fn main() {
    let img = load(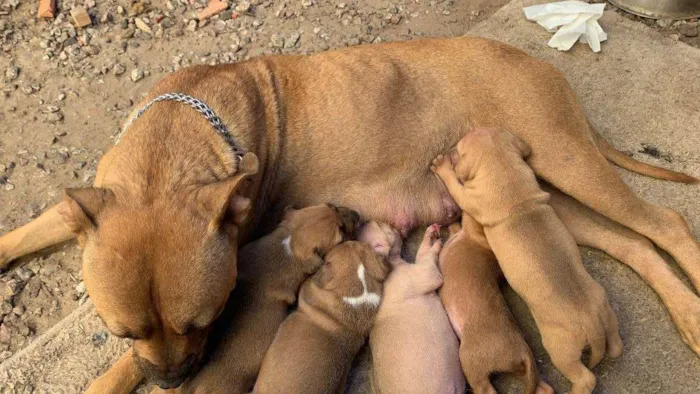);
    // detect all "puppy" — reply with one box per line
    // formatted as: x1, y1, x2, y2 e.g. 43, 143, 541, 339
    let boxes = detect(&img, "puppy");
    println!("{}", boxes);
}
439, 213, 552, 394
158, 204, 360, 394
362, 222, 465, 394
432, 128, 623, 394
253, 241, 389, 394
